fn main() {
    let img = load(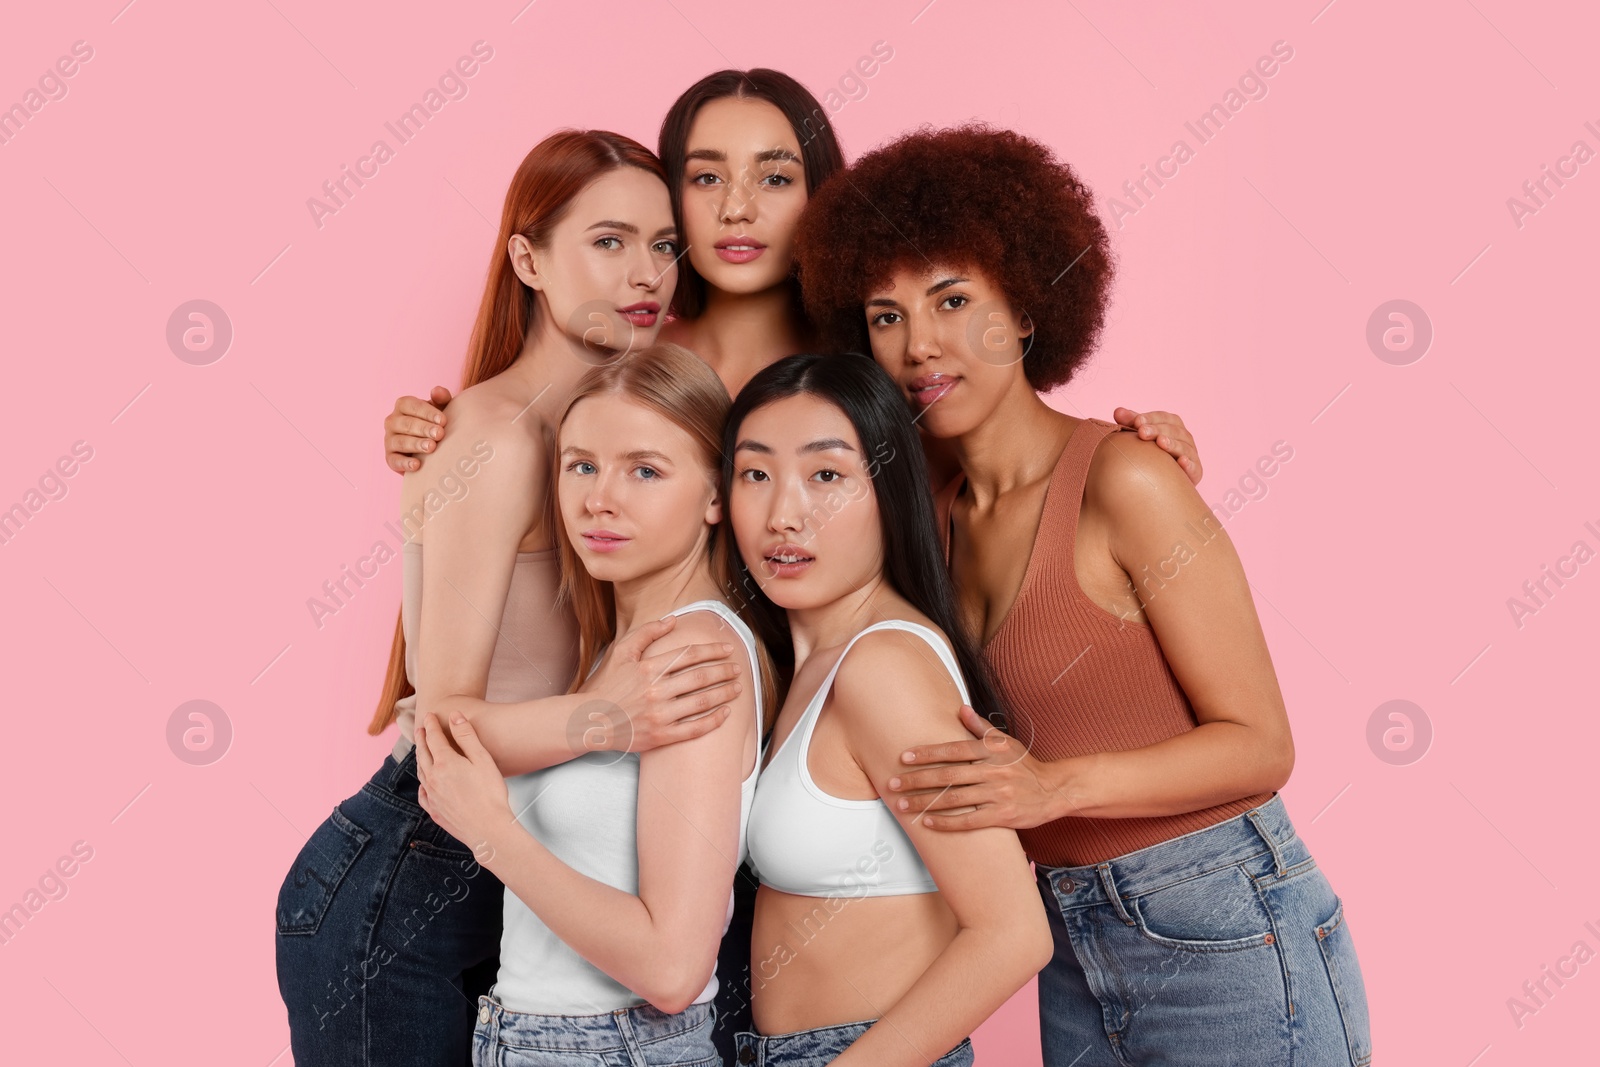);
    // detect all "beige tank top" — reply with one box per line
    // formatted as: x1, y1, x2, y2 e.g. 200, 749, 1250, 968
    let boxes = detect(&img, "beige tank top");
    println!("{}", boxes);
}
390, 540, 579, 762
